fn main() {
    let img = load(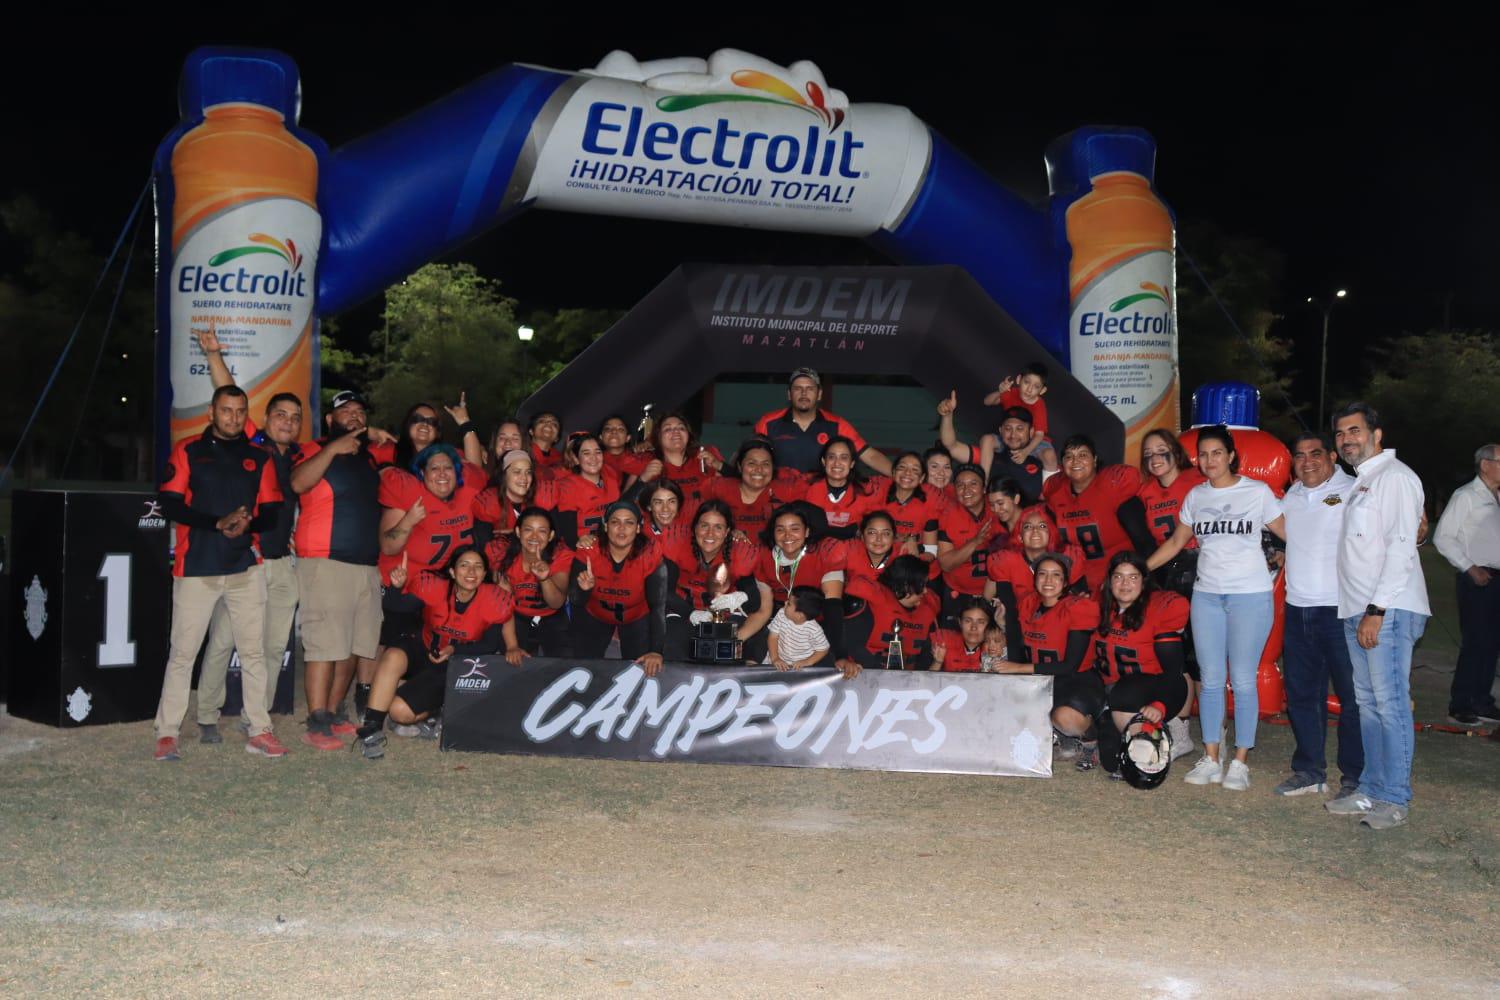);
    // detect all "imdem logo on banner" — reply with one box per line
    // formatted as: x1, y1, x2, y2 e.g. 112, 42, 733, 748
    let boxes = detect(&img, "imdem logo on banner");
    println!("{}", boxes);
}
454, 659, 492, 693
